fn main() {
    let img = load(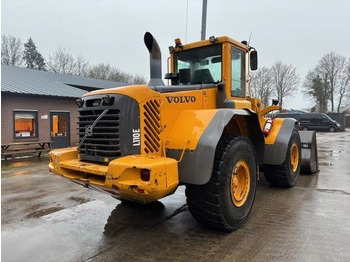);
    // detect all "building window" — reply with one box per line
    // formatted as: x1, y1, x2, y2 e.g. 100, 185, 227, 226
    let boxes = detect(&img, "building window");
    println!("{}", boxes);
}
13, 110, 38, 138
